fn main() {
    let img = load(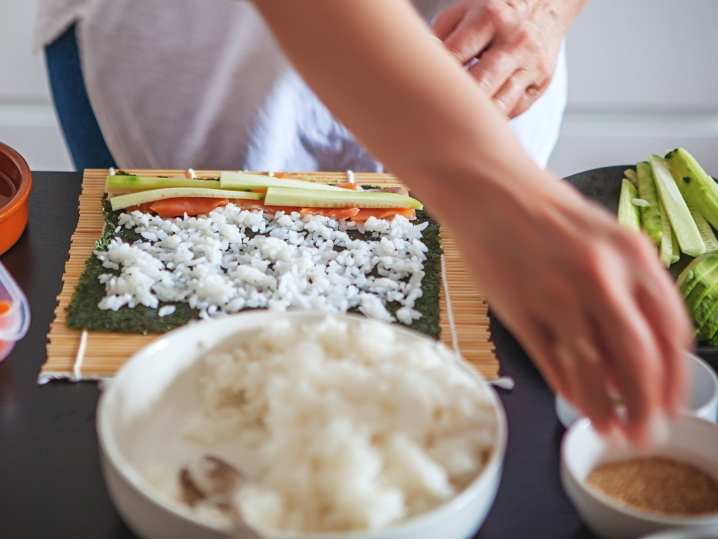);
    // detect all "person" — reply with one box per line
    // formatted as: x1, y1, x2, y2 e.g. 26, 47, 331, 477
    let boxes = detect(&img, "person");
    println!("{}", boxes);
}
37, 0, 572, 171
36, 0, 691, 445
